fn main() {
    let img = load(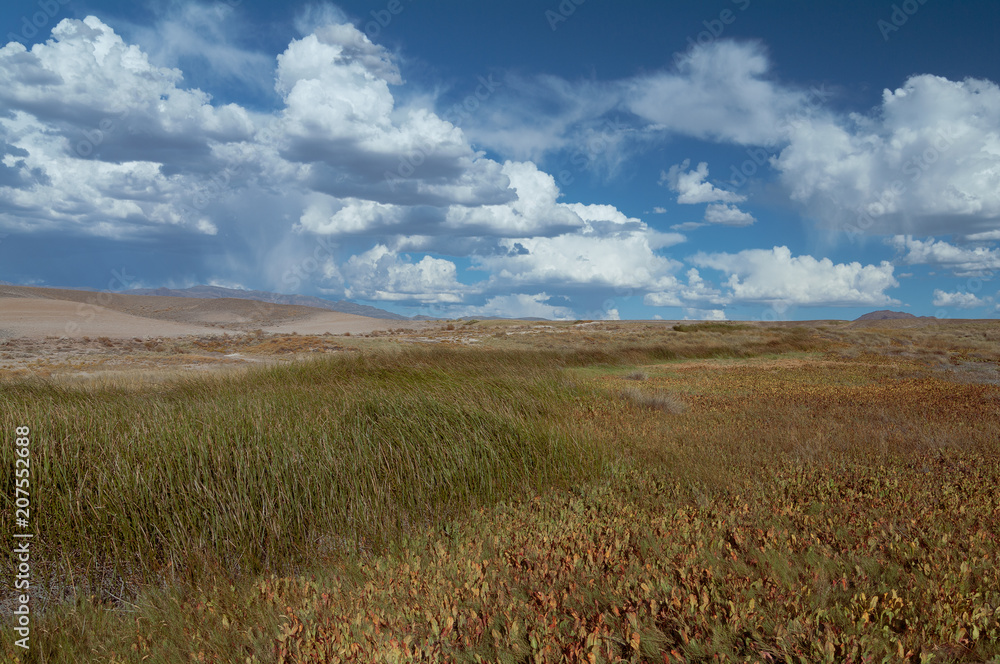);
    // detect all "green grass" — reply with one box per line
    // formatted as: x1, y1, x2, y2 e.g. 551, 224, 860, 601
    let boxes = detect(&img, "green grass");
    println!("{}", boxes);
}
0, 348, 603, 593
2, 324, 999, 662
